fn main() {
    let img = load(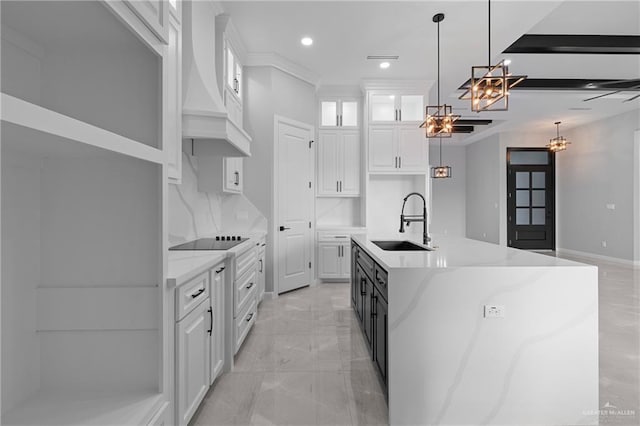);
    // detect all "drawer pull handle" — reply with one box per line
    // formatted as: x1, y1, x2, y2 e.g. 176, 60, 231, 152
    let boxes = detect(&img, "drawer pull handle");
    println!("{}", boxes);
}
261, 243, 266, 247
191, 288, 205, 298
207, 307, 213, 335
246, 312, 254, 322
246, 282, 254, 289
216, 266, 225, 274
